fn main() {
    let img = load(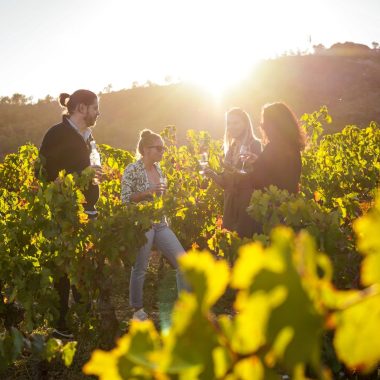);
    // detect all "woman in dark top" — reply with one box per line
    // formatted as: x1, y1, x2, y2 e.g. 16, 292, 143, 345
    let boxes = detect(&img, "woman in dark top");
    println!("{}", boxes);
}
205, 107, 262, 235
247, 102, 305, 192
236, 102, 306, 237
